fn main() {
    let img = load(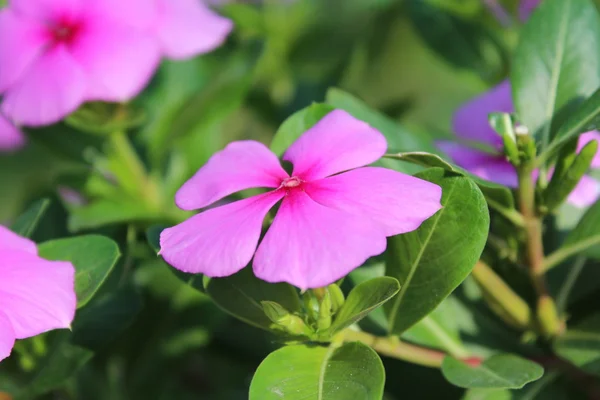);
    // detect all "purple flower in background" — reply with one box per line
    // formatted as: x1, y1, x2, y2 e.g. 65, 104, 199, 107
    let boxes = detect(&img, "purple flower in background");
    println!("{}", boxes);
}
438, 81, 600, 207
0, 226, 76, 362
0, 0, 232, 126
519, 0, 541, 21
160, 110, 442, 290
0, 114, 25, 152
